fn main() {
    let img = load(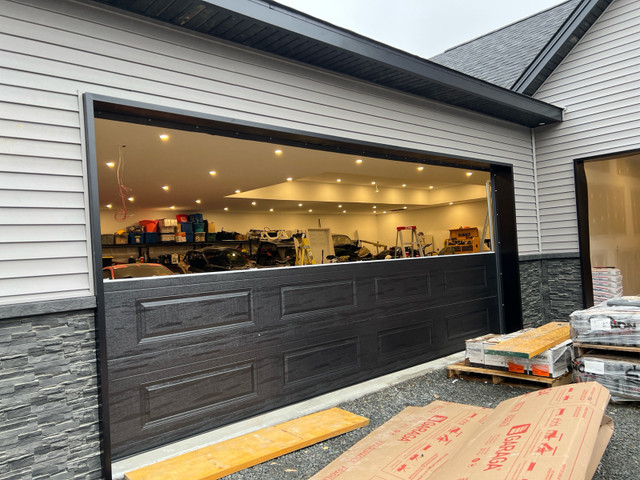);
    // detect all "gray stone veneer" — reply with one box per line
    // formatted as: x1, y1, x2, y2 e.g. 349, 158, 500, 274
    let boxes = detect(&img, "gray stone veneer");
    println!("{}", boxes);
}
0, 309, 103, 479
519, 255, 584, 328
